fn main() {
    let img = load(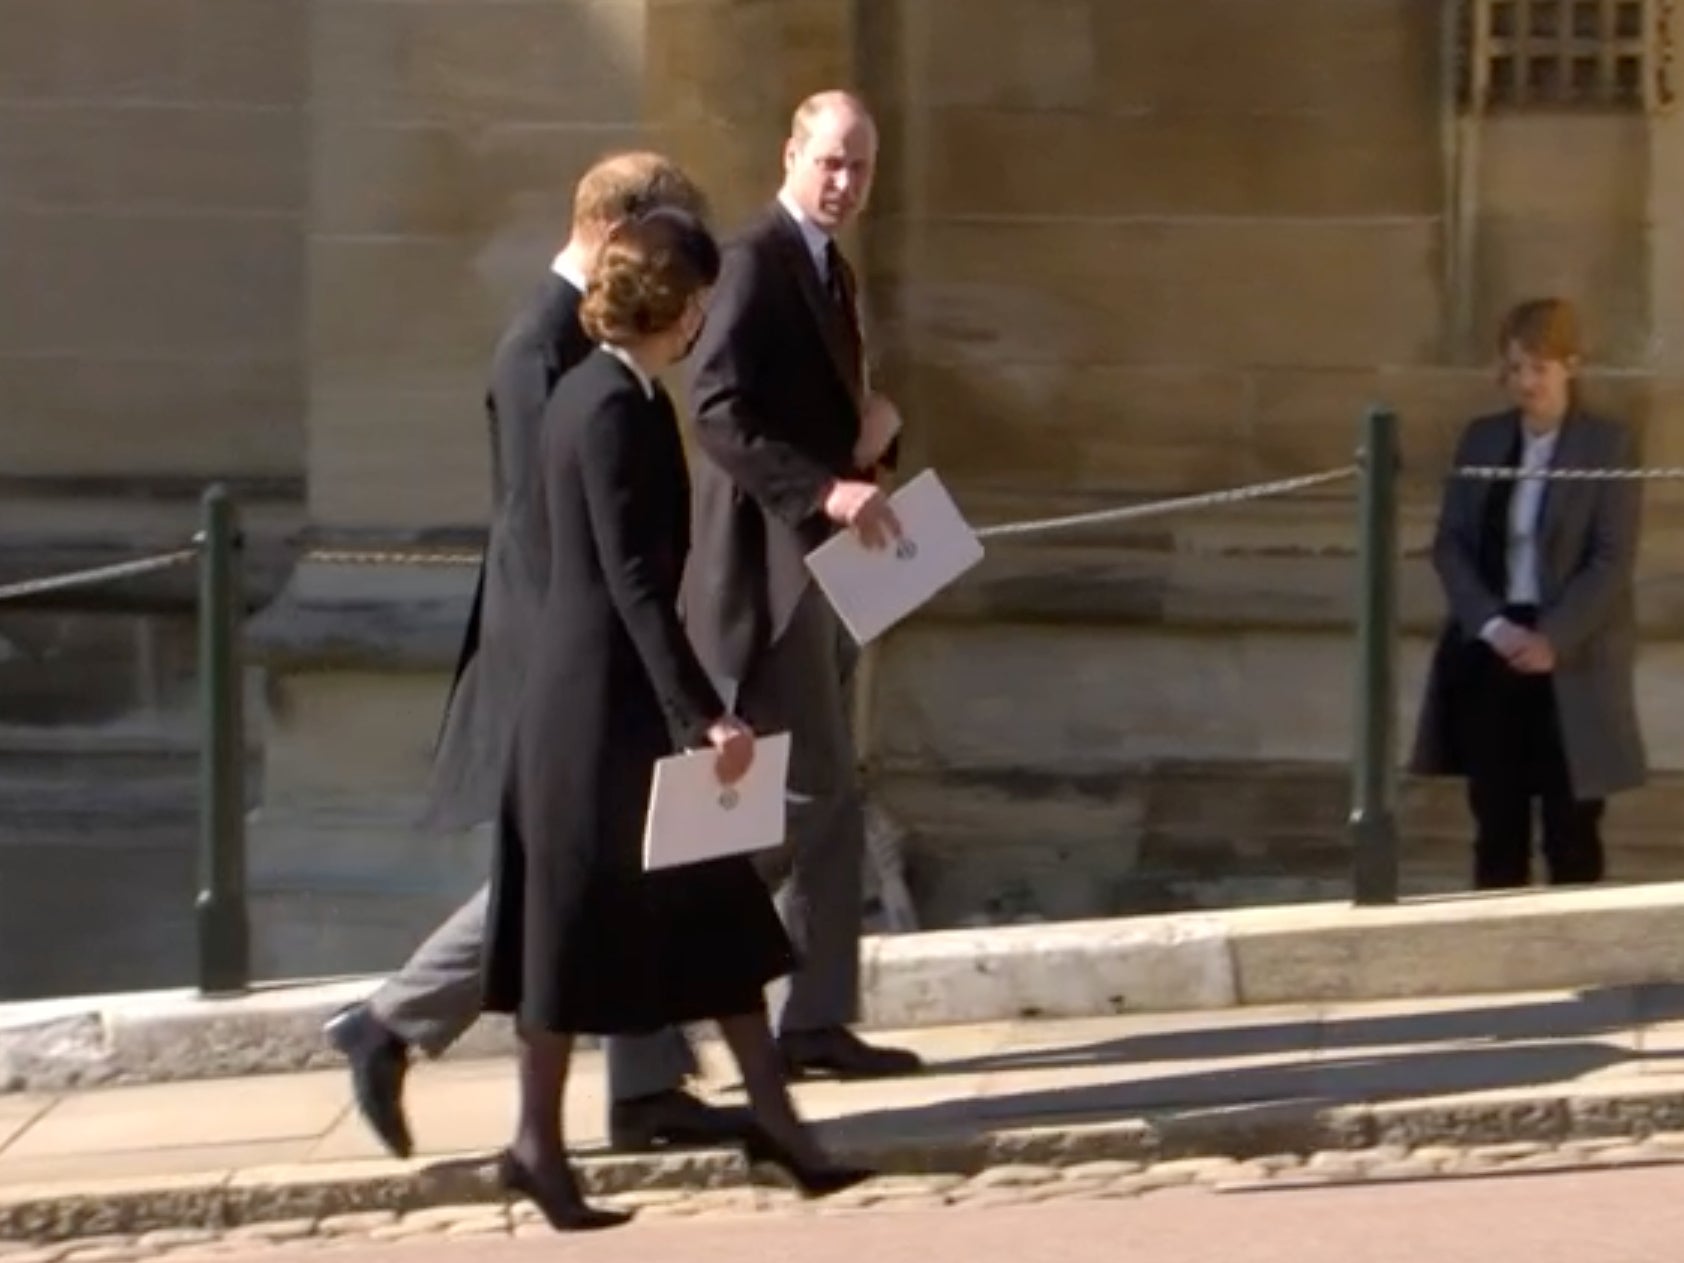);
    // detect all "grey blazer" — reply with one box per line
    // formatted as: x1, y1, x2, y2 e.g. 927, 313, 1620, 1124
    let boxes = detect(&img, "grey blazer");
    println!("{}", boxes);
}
1410, 408, 1647, 800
